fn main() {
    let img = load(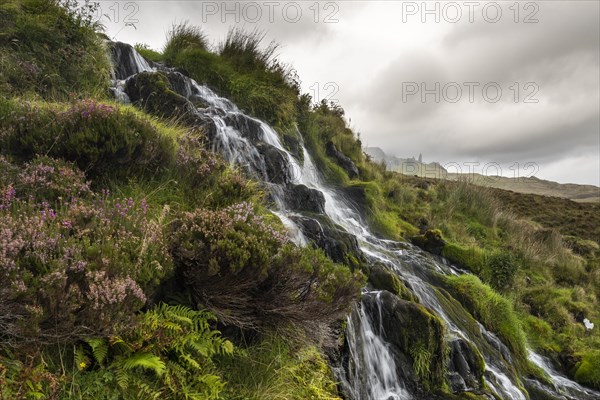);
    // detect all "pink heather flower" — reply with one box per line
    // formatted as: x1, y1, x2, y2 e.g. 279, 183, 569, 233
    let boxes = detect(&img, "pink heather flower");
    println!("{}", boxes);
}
86, 271, 146, 310
1, 184, 16, 209
140, 199, 148, 214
